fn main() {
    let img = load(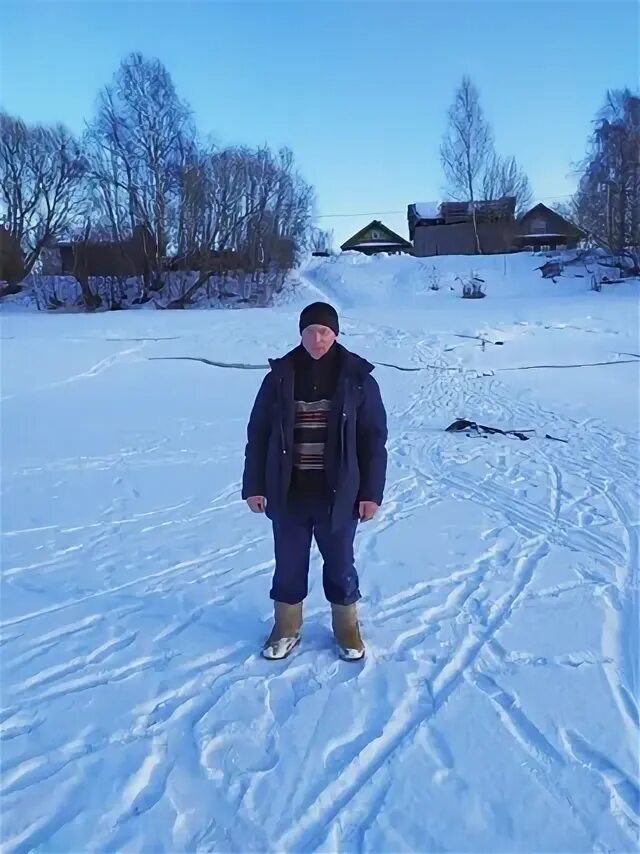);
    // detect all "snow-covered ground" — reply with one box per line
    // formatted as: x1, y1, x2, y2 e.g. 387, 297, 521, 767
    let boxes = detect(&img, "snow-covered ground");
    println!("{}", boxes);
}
1, 253, 639, 852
